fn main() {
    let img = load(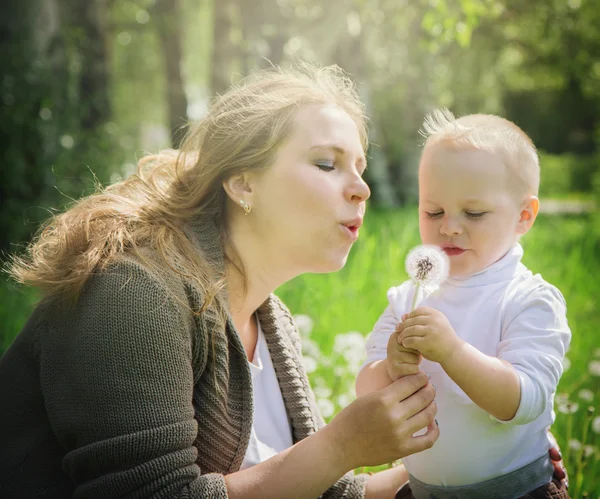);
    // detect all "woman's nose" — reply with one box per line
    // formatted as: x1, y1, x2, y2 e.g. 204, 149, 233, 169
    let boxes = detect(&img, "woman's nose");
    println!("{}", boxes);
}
346, 174, 371, 203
